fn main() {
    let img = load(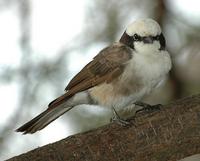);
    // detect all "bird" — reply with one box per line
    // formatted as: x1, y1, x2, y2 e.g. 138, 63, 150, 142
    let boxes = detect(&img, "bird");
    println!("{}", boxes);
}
16, 18, 172, 134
